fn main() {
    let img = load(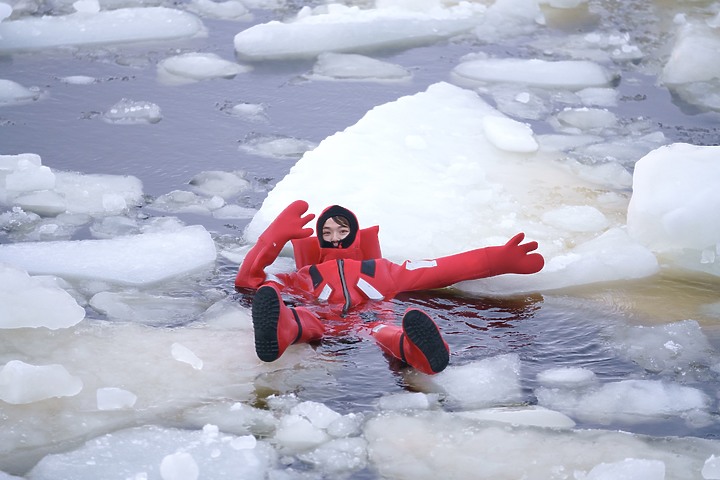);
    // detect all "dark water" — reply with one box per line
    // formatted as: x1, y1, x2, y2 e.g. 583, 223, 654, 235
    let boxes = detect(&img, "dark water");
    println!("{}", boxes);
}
3, 3, 720, 475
